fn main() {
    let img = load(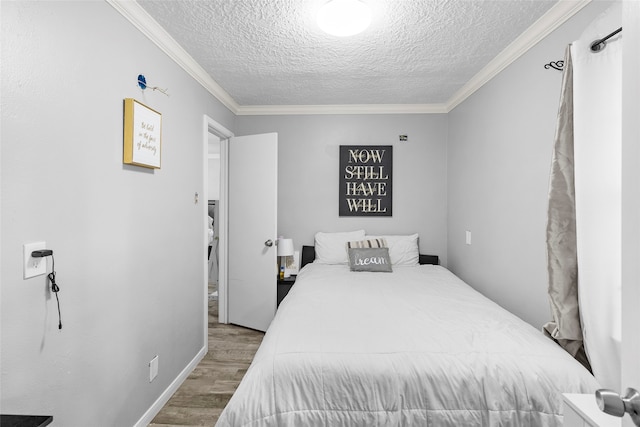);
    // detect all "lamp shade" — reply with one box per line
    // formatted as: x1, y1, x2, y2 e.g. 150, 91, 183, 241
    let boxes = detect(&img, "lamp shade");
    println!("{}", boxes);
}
277, 238, 294, 257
